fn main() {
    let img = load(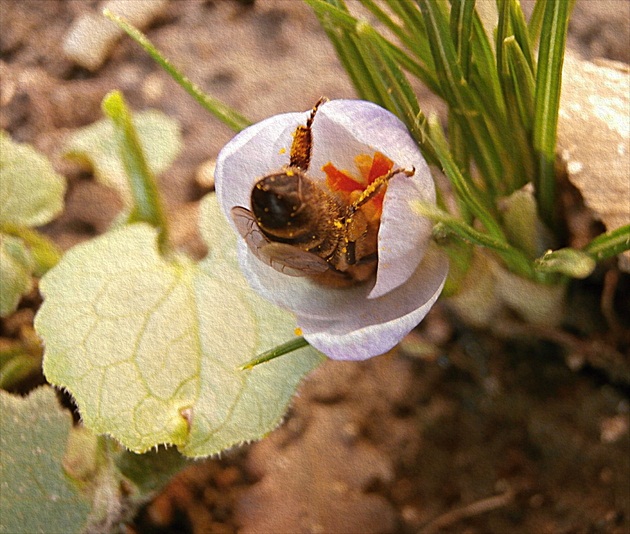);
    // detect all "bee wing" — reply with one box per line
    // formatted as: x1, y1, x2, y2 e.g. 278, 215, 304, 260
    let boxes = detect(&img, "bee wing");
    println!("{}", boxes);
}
231, 206, 330, 276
